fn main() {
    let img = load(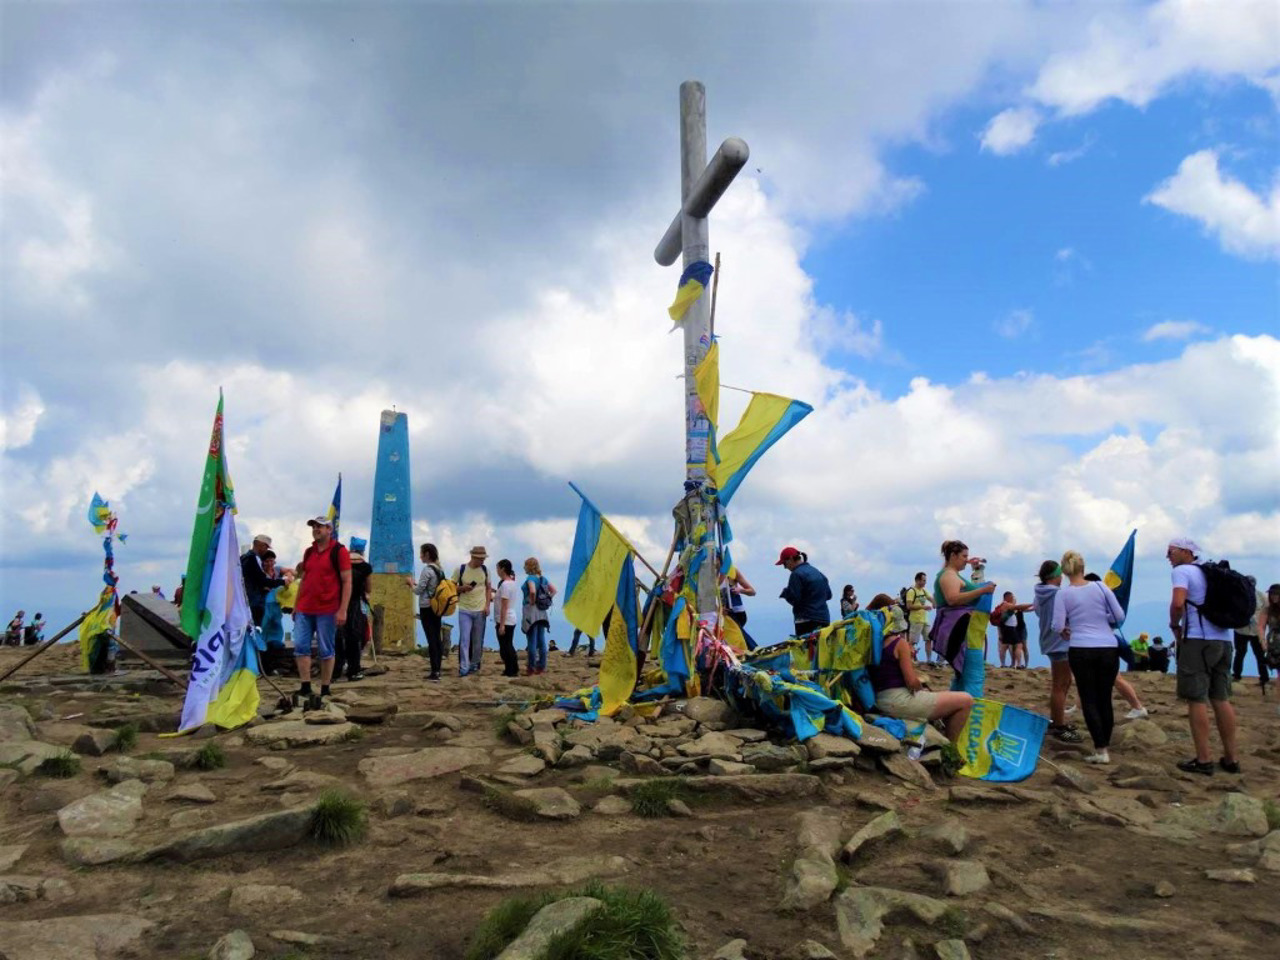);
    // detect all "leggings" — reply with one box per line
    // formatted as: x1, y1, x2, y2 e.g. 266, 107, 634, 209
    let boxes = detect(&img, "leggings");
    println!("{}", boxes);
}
1231, 632, 1270, 684
418, 608, 443, 676
1068, 646, 1120, 749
